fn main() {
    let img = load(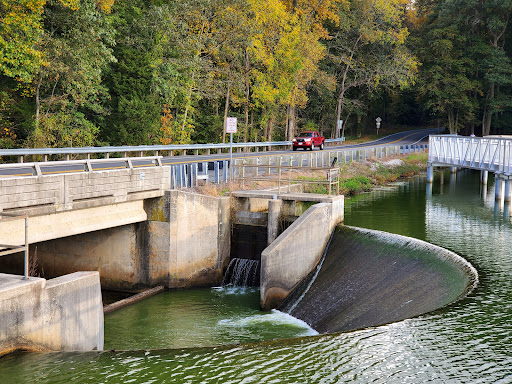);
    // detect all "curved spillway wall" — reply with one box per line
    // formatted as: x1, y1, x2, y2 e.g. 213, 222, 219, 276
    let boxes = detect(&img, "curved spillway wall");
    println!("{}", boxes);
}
280, 225, 478, 334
